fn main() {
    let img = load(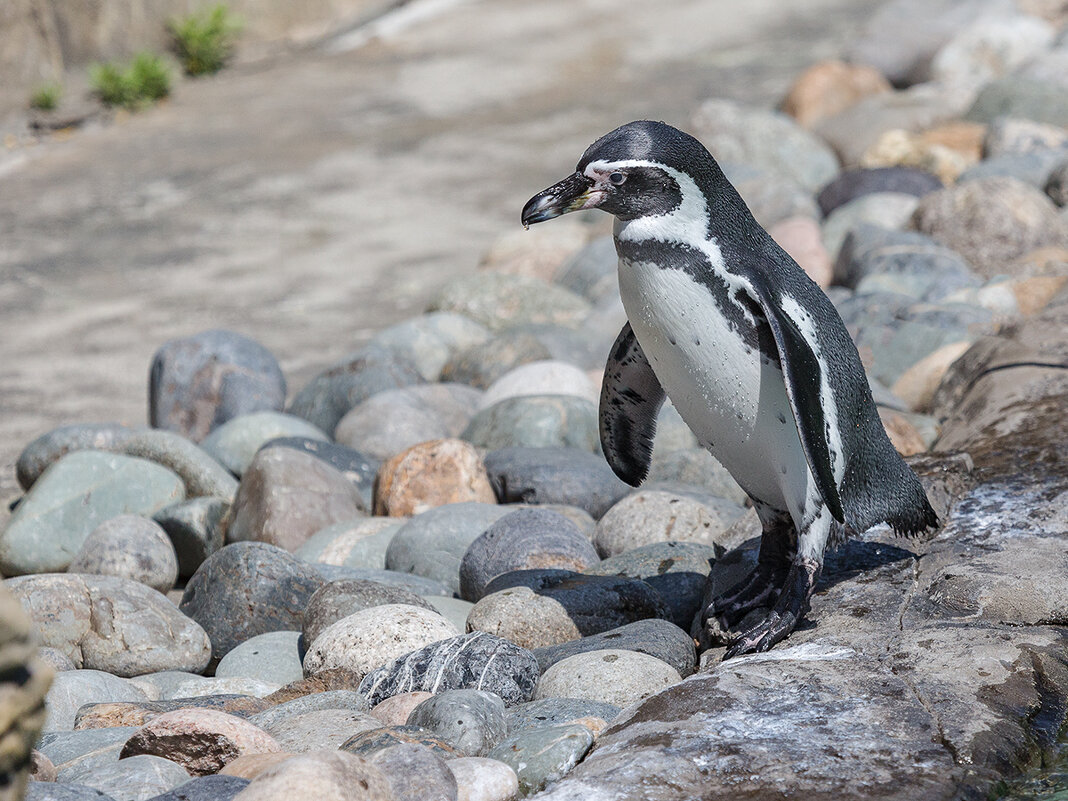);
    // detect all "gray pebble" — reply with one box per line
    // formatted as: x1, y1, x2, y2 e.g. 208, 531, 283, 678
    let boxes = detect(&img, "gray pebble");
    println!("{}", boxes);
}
68, 515, 178, 593
214, 630, 304, 686
507, 698, 621, 734
486, 724, 593, 797
153, 497, 230, 579
532, 618, 697, 678
302, 579, 436, 648
407, 690, 508, 756
370, 743, 458, 801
